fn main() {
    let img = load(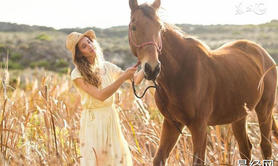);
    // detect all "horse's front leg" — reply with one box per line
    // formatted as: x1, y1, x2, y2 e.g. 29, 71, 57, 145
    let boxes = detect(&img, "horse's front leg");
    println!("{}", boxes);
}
188, 122, 208, 166
153, 118, 184, 166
